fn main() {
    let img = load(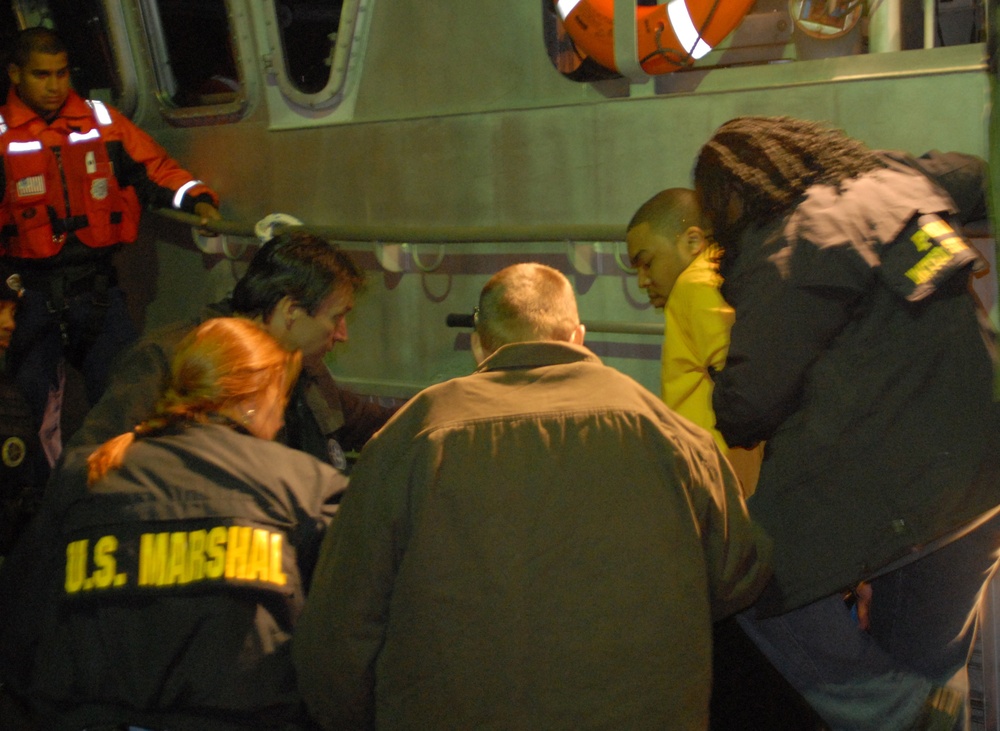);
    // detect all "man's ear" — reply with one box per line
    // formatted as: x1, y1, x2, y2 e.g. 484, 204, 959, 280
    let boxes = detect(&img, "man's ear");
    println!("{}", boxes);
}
684, 226, 708, 256
7, 64, 20, 86
471, 332, 488, 365
272, 295, 299, 330
569, 323, 586, 346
